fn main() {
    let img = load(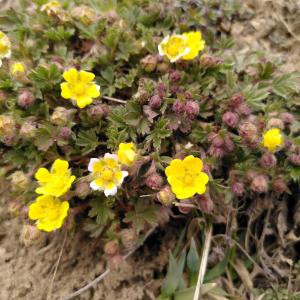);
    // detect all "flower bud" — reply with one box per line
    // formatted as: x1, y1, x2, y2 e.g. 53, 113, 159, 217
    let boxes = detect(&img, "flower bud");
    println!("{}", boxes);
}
140, 54, 158, 72
104, 240, 119, 256
120, 229, 137, 250
149, 94, 162, 109
208, 145, 224, 158
184, 91, 193, 100
250, 175, 269, 193
169, 70, 181, 82
172, 100, 185, 114
20, 224, 44, 247
208, 133, 224, 147
145, 172, 163, 190
200, 54, 222, 68
272, 178, 288, 194
157, 61, 169, 73
224, 136, 235, 152
158, 206, 171, 226
239, 122, 258, 146
17, 89, 35, 108
59, 127, 72, 140
281, 112, 295, 124
89, 104, 110, 121
185, 101, 199, 119
19, 120, 37, 140
0, 115, 16, 144
289, 154, 300, 166
71, 5, 98, 26
157, 83, 167, 98
75, 181, 90, 199
260, 152, 277, 168
236, 103, 251, 116
8, 200, 22, 217
229, 93, 244, 108
50, 107, 74, 126
246, 170, 258, 182
108, 255, 124, 270
231, 181, 244, 196
10, 171, 31, 191
197, 195, 214, 213
267, 118, 284, 130
222, 111, 239, 128
177, 200, 194, 214
157, 185, 175, 206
